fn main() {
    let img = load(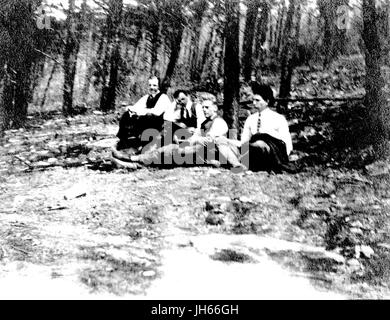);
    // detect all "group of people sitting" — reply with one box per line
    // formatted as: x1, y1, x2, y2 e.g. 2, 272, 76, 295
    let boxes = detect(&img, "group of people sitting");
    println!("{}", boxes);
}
112, 76, 294, 174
